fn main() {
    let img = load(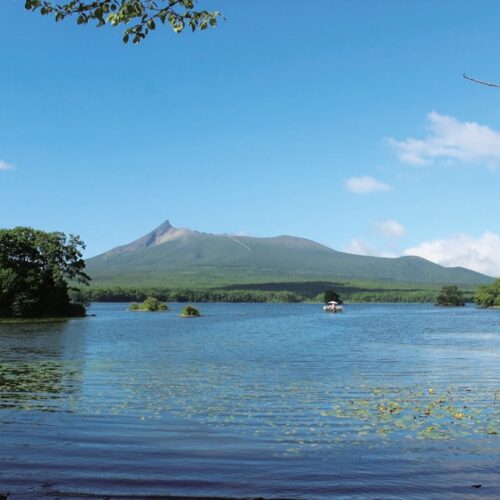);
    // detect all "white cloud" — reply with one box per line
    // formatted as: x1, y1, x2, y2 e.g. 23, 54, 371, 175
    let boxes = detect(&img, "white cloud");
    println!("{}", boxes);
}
343, 238, 396, 258
404, 232, 500, 277
345, 176, 391, 194
344, 238, 374, 256
0, 160, 14, 171
388, 112, 500, 166
374, 219, 405, 238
